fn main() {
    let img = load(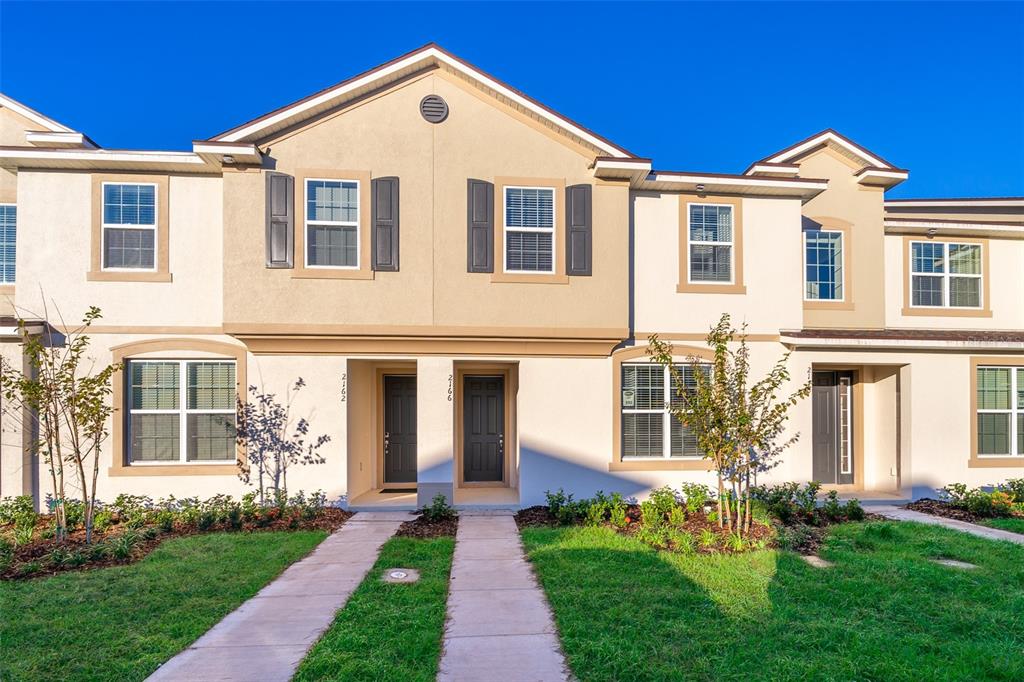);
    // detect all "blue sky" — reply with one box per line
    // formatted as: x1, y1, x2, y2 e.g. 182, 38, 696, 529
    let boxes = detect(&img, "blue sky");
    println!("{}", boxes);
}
2, 1, 1022, 198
